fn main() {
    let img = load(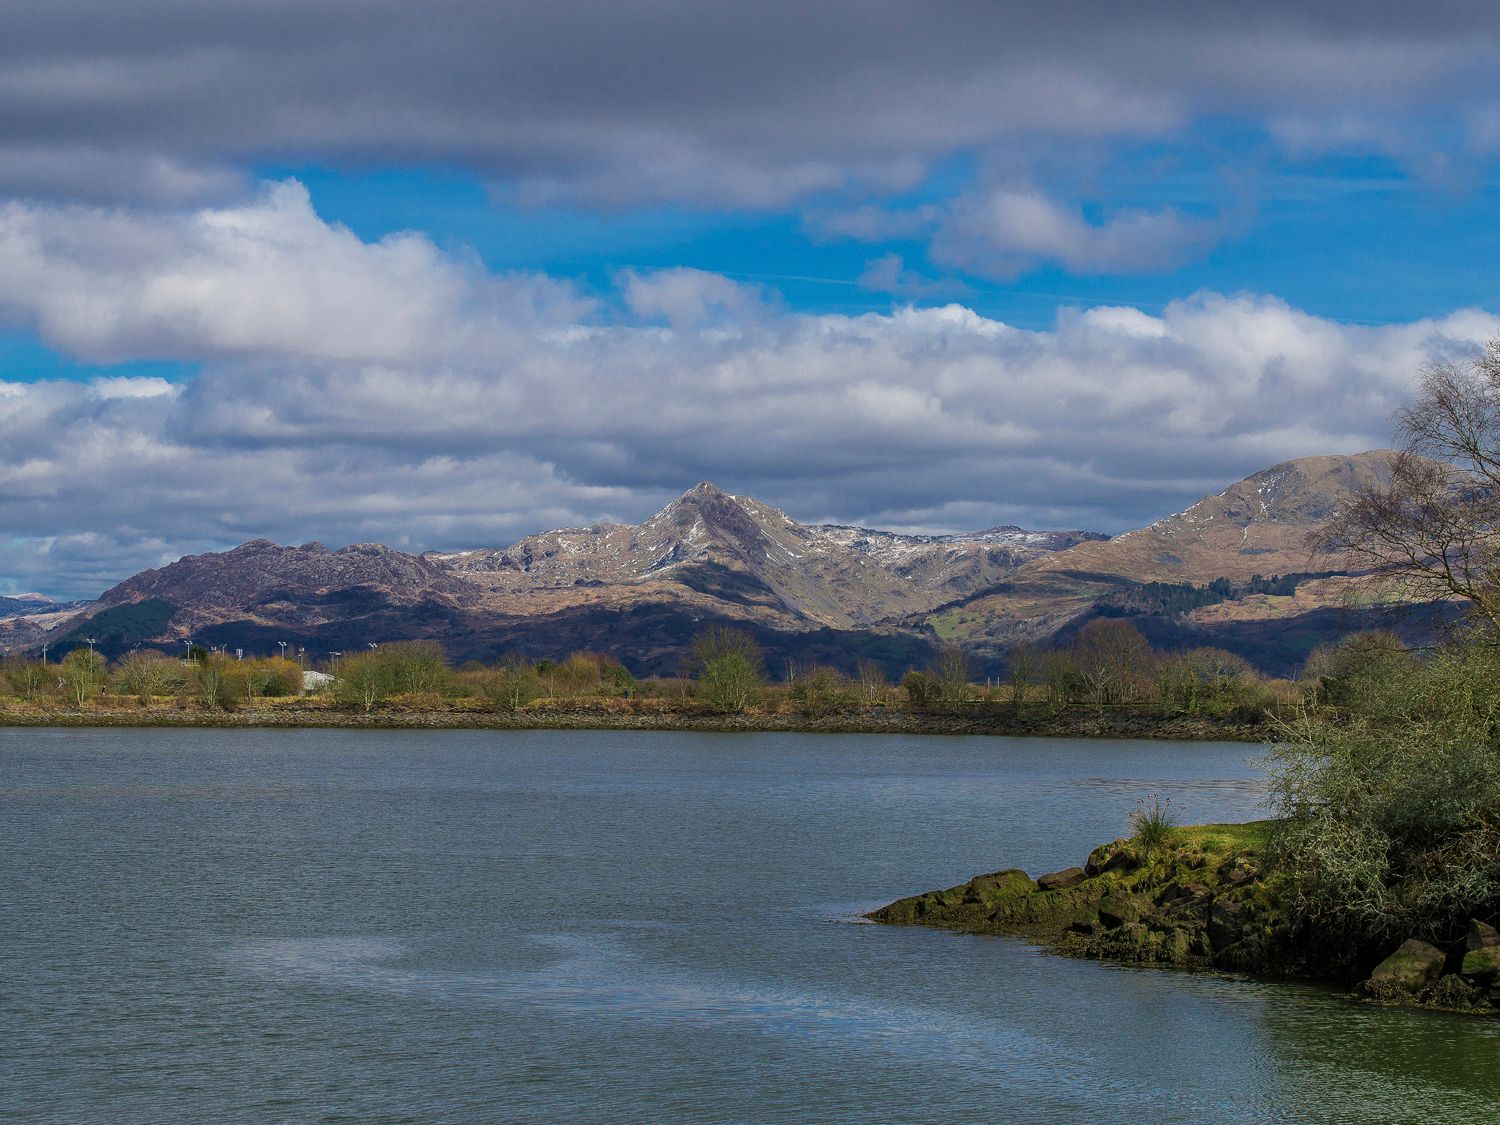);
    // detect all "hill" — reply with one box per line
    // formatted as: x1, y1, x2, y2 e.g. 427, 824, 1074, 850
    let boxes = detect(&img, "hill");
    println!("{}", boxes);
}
8, 453, 1417, 675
